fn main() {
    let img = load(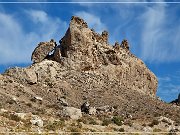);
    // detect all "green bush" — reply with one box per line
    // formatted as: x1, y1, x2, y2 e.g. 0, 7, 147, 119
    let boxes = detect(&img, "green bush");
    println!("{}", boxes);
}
118, 128, 125, 132
112, 116, 123, 126
148, 119, 159, 127
9, 114, 21, 122
45, 121, 65, 131
89, 118, 98, 125
102, 119, 112, 126
153, 128, 161, 132
69, 127, 81, 135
